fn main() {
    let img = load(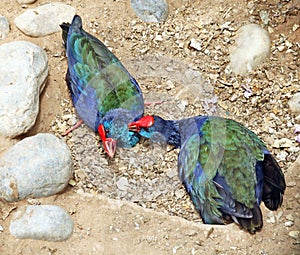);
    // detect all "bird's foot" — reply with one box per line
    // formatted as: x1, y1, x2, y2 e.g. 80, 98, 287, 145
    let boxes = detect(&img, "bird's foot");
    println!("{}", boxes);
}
145, 100, 164, 106
128, 115, 154, 132
62, 119, 84, 136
